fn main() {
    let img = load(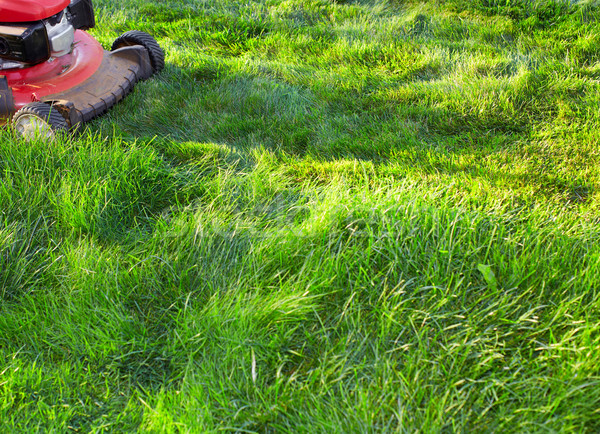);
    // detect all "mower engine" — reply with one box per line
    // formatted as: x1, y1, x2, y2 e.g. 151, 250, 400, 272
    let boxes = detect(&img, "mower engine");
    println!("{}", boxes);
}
0, 0, 164, 138
0, 0, 94, 69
